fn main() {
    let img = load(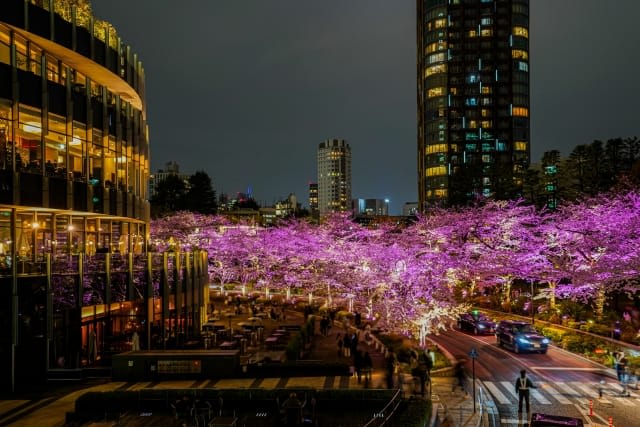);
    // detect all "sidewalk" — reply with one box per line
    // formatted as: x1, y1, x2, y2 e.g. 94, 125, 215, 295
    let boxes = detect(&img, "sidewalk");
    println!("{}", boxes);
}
0, 313, 483, 426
